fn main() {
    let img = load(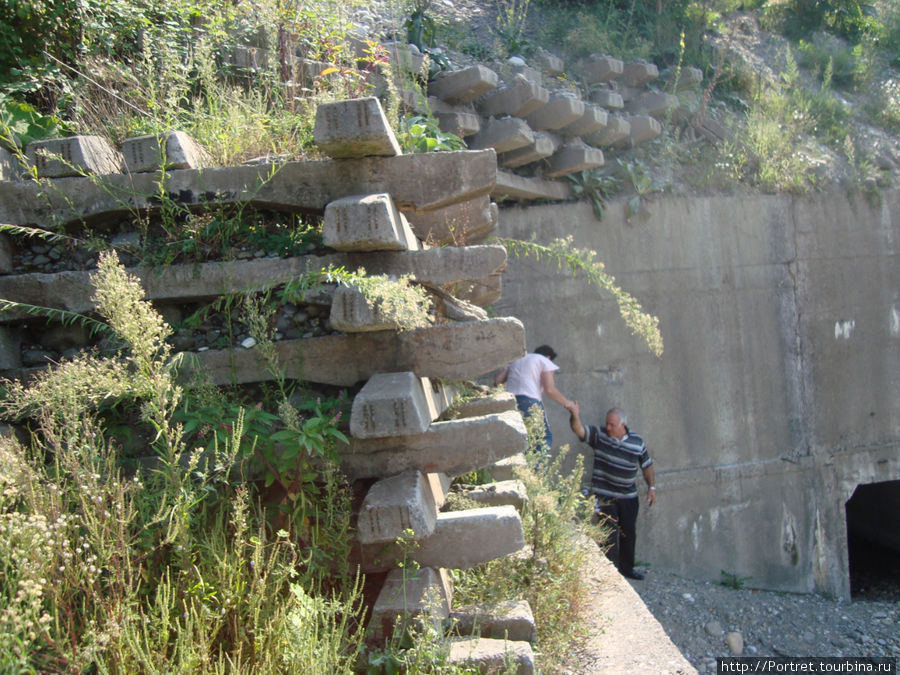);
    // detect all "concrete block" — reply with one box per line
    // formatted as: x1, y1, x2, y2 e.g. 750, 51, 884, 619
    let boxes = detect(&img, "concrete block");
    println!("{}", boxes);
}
486, 453, 527, 481
314, 97, 401, 159
383, 41, 426, 75
426, 472, 451, 509
0, 146, 21, 181
121, 131, 210, 173
370, 567, 452, 641
225, 45, 268, 70
584, 115, 631, 147
323, 193, 419, 252
581, 54, 623, 84
447, 637, 535, 674
534, 48, 564, 77
435, 110, 481, 138
0, 233, 11, 274
524, 95, 585, 132
357, 469, 438, 544
341, 410, 529, 481
404, 195, 496, 245
559, 105, 609, 138
467, 117, 534, 154
0, 149, 499, 227
360, 505, 525, 571
626, 91, 680, 119
26, 135, 124, 177
543, 142, 605, 179
451, 270, 503, 307
444, 391, 517, 420
664, 65, 703, 91
620, 60, 659, 87
506, 63, 542, 87
0, 327, 21, 370
450, 599, 537, 642
296, 57, 337, 87
590, 88, 624, 110
350, 372, 446, 438
477, 80, 549, 118
497, 132, 558, 169
623, 114, 662, 146
492, 170, 572, 202
429, 65, 499, 105
329, 284, 404, 332
617, 83, 643, 103
457, 480, 528, 510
